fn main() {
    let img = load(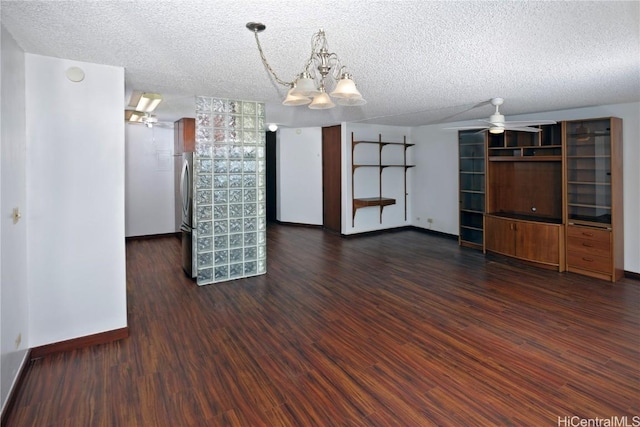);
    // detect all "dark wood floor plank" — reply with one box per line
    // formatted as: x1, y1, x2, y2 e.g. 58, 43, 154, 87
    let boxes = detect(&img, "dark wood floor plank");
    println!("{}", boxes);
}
4, 224, 639, 426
